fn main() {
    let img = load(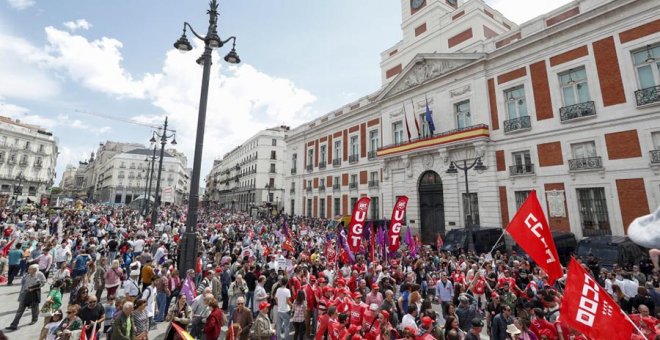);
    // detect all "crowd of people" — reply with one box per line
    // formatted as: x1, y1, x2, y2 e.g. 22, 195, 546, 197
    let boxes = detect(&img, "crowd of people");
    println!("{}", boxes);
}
0, 202, 658, 340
